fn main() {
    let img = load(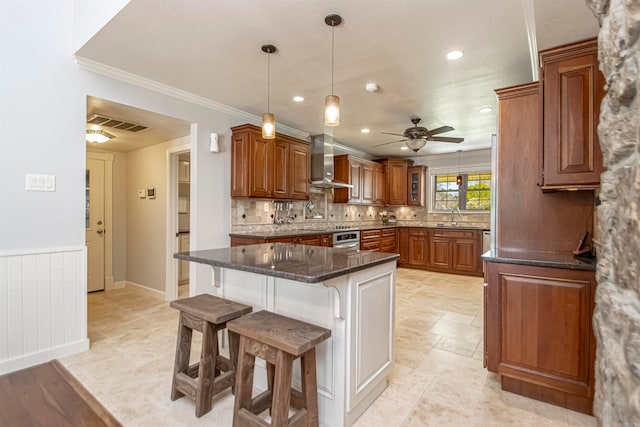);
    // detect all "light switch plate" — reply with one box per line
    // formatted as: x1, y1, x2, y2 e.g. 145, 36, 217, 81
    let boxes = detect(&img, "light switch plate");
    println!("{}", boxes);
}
26, 174, 55, 191
138, 189, 146, 198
